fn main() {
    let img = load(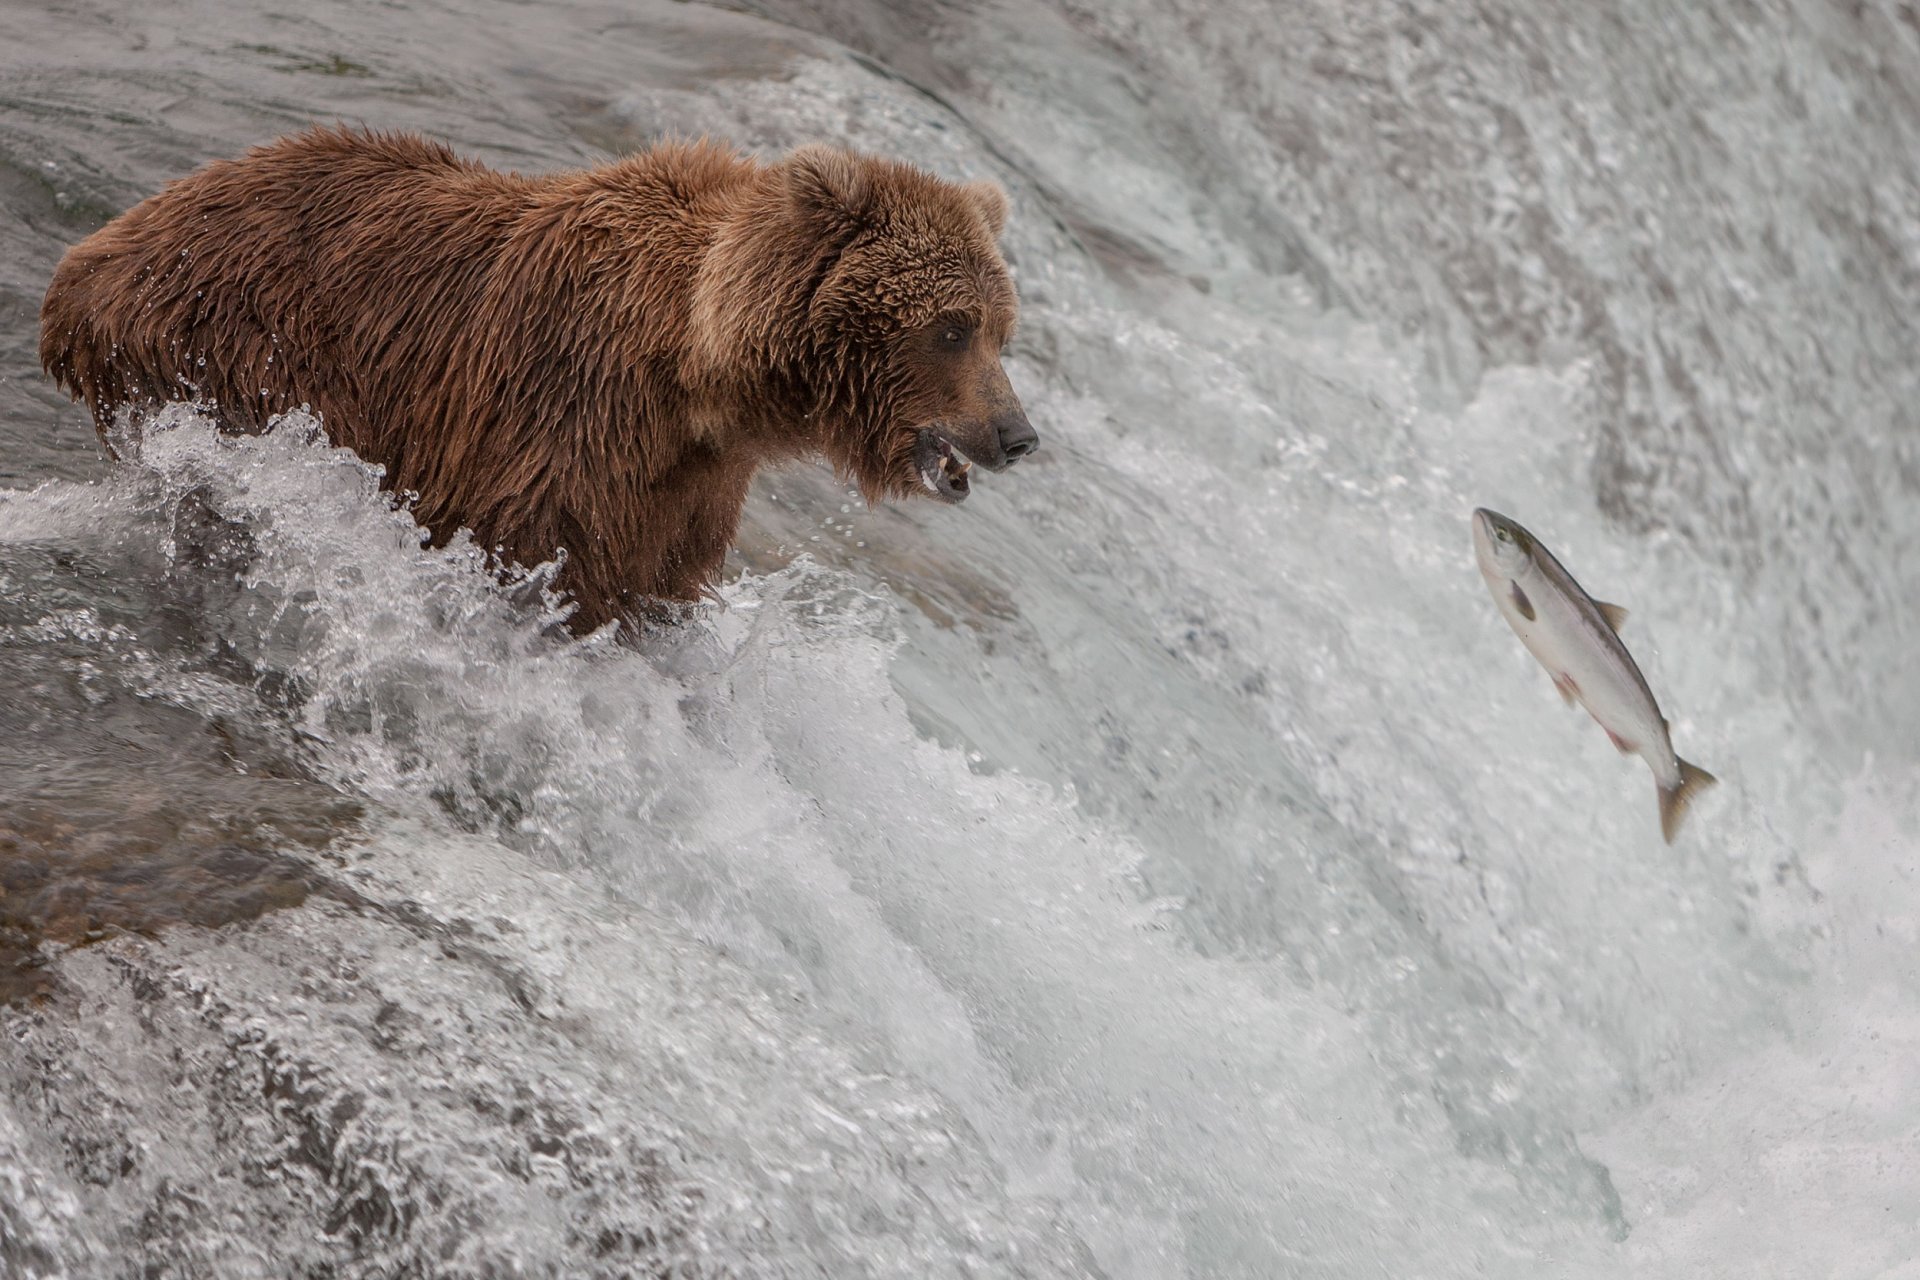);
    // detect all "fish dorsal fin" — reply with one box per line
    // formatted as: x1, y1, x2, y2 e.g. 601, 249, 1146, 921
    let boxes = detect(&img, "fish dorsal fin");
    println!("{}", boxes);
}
1595, 601, 1628, 631
1509, 582, 1535, 621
